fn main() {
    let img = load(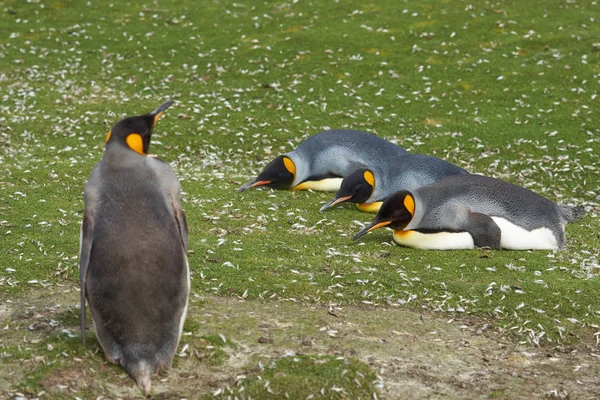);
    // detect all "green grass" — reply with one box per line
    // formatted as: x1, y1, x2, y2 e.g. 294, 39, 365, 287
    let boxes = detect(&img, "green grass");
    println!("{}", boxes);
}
1, 0, 599, 396
211, 354, 378, 399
